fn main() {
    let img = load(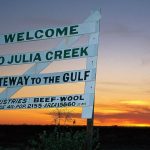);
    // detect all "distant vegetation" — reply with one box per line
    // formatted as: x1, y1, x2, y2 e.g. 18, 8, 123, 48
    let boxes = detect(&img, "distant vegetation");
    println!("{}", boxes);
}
0, 125, 150, 150
26, 125, 100, 150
